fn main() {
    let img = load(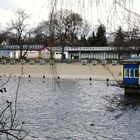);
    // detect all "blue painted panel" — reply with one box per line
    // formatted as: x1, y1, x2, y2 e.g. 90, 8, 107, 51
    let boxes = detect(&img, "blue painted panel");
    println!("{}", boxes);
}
123, 64, 138, 85
0, 50, 11, 58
